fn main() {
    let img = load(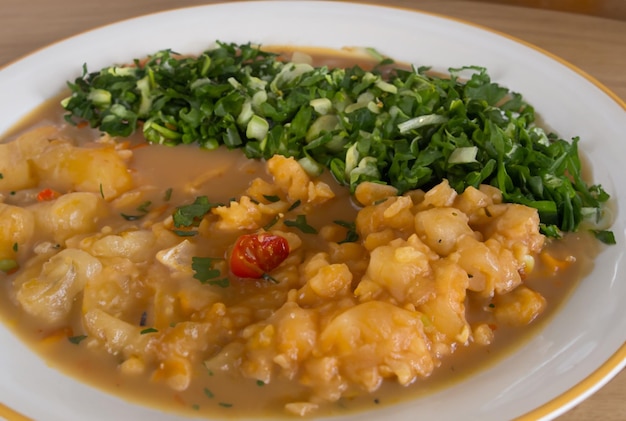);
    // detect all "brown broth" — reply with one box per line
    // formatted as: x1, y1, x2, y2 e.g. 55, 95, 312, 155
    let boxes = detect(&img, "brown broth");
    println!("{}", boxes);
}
0, 48, 602, 419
